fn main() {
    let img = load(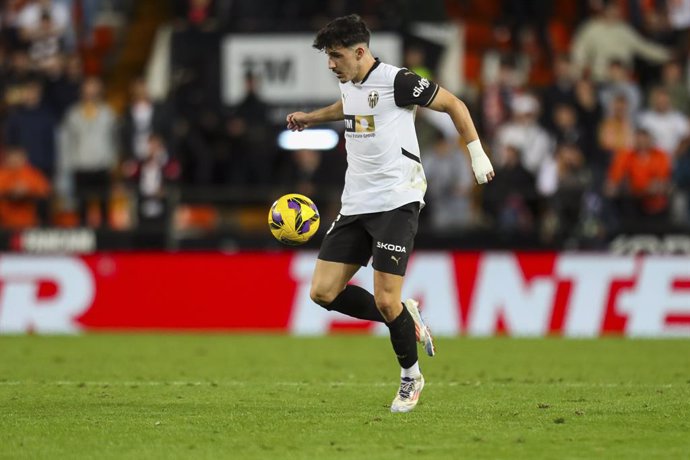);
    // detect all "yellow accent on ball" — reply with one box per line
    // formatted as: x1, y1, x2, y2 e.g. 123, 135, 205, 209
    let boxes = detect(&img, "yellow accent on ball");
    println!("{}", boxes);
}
268, 193, 320, 245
